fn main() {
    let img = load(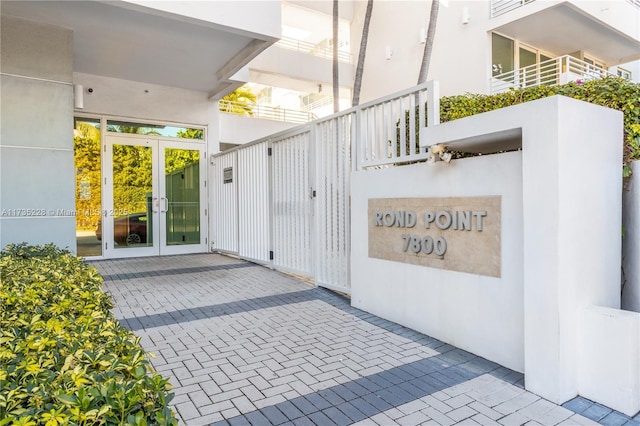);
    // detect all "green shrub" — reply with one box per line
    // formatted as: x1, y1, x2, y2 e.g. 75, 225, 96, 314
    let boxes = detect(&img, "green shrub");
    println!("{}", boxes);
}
438, 77, 640, 175
0, 244, 177, 425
